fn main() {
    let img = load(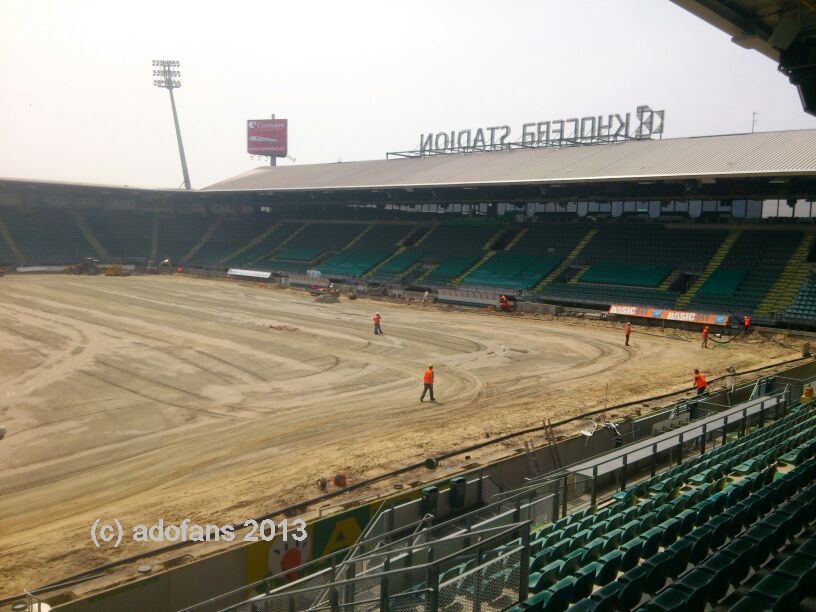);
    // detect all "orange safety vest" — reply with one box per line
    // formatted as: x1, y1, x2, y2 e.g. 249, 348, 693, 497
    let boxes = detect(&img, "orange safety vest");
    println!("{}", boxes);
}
373, 314, 381, 324
423, 369, 434, 384
744, 316, 751, 327
625, 323, 631, 336
702, 327, 709, 338
694, 373, 707, 389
